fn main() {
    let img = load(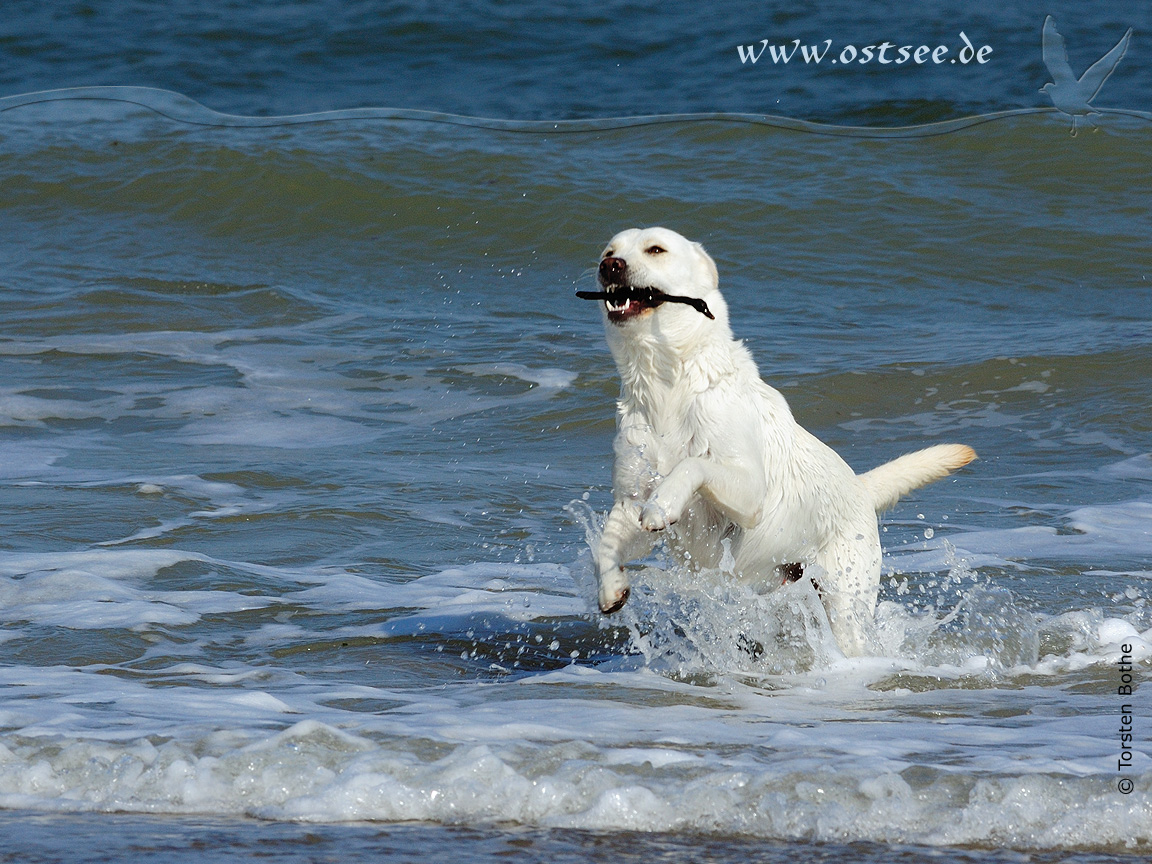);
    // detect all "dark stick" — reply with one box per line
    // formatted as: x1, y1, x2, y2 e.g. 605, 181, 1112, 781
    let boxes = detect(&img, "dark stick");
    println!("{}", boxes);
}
575, 286, 714, 320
